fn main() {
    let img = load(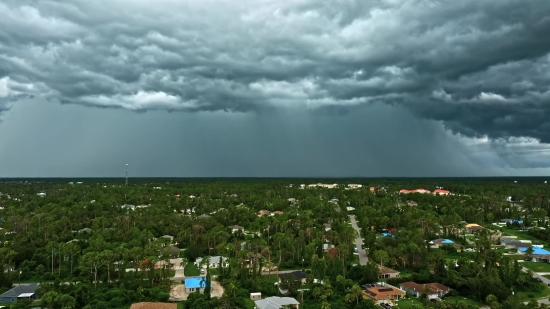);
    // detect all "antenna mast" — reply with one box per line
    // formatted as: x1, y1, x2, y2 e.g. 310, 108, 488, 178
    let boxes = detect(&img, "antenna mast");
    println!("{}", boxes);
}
125, 164, 129, 187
